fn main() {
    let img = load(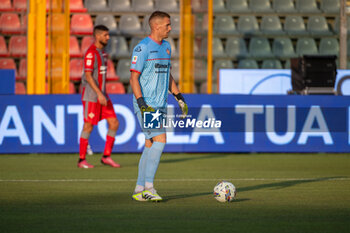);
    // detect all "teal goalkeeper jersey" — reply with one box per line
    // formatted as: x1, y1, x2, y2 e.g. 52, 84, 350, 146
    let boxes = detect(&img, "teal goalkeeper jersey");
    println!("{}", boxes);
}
130, 36, 172, 113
